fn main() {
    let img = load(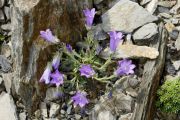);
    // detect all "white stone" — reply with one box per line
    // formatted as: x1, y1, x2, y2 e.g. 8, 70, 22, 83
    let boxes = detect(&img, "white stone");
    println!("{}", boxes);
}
0, 92, 18, 120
